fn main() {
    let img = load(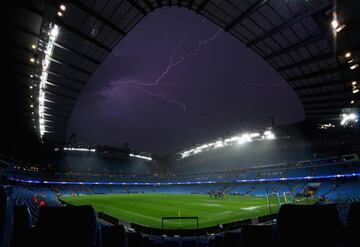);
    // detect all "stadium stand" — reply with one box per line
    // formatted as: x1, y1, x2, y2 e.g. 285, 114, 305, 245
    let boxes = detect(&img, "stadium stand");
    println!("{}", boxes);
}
2, 182, 360, 246
0, 186, 13, 247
